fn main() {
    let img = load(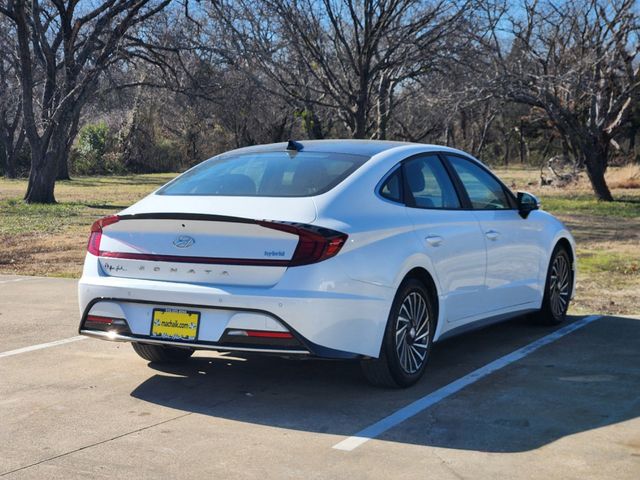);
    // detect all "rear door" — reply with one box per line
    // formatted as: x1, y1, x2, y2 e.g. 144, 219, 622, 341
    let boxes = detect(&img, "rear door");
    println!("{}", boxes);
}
400, 154, 488, 323
443, 154, 544, 310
